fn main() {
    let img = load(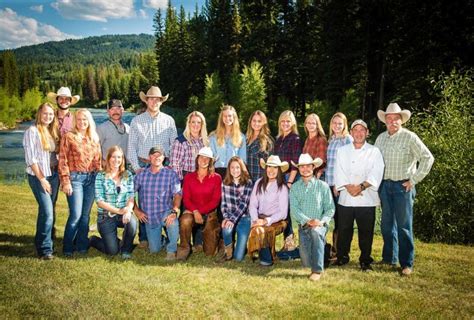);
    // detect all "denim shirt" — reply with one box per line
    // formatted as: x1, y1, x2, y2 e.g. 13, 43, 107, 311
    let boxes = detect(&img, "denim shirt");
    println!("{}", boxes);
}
209, 133, 247, 168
